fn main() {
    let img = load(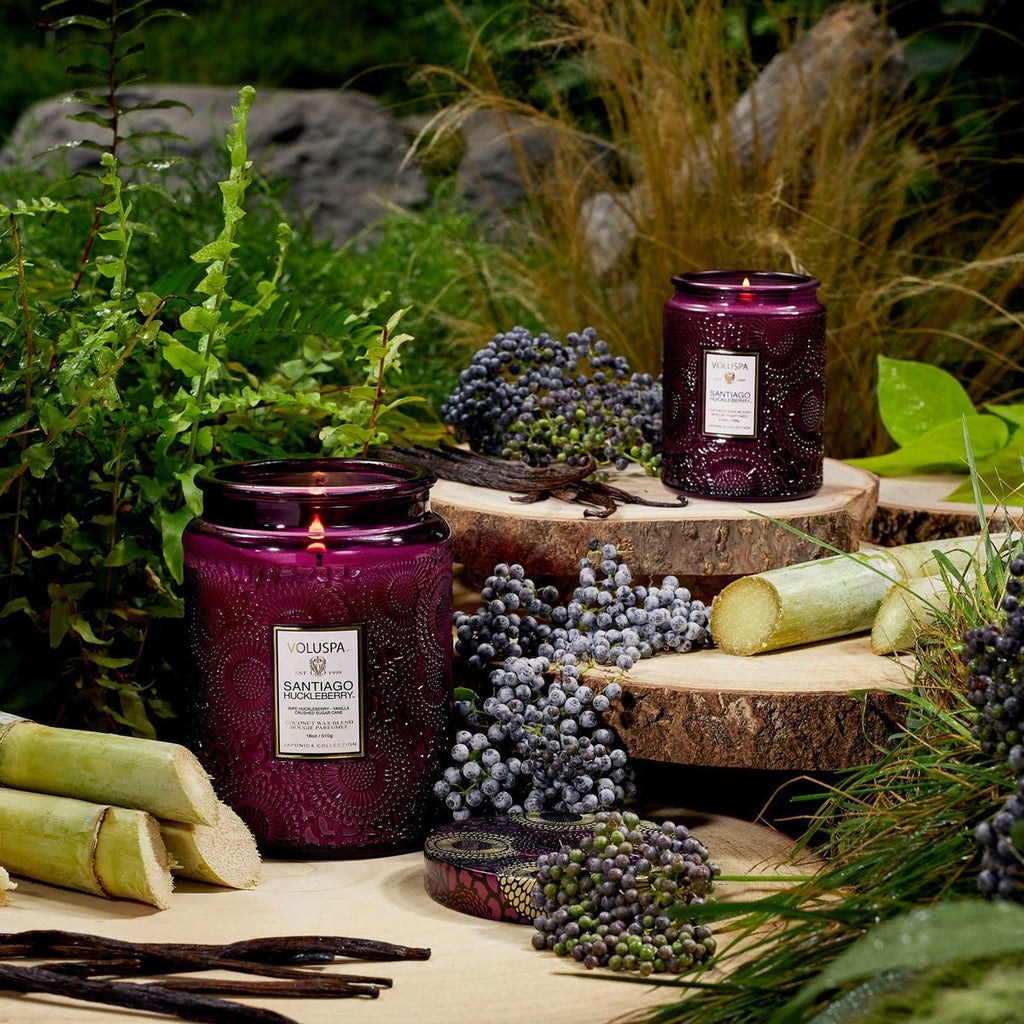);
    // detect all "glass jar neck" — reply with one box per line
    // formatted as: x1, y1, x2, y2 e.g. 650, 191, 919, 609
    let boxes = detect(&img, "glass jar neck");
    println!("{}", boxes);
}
670, 270, 821, 313
195, 458, 435, 530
